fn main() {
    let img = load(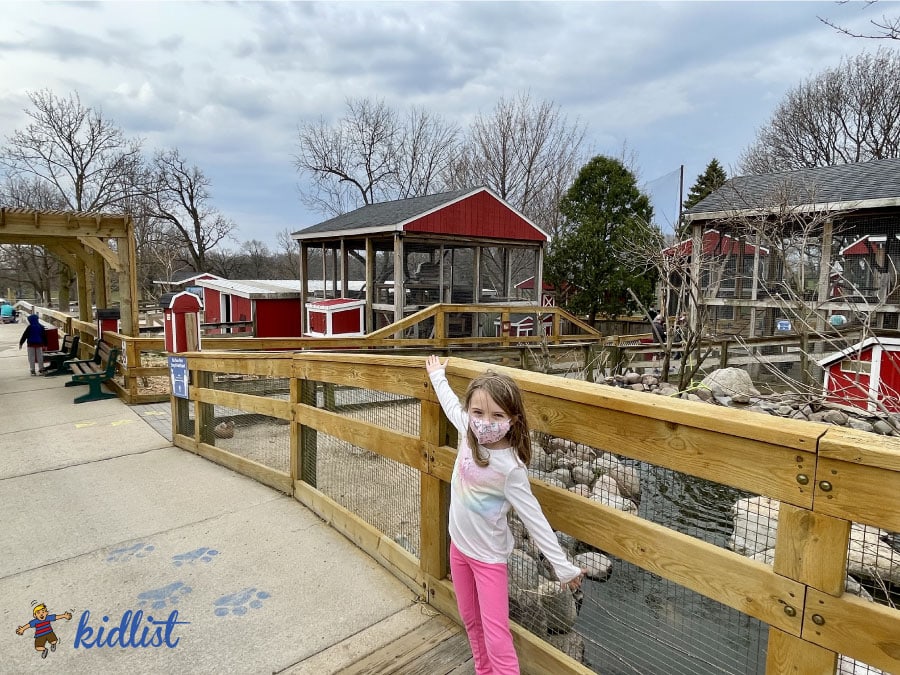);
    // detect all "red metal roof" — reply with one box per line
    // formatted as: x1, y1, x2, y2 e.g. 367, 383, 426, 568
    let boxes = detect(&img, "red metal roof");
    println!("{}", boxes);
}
840, 235, 888, 256
514, 276, 555, 291
663, 230, 768, 257
308, 298, 365, 308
